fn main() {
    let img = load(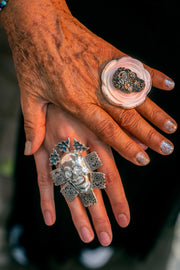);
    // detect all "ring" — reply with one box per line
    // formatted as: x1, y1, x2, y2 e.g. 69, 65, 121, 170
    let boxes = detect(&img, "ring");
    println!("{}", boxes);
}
49, 138, 106, 207
101, 56, 152, 109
